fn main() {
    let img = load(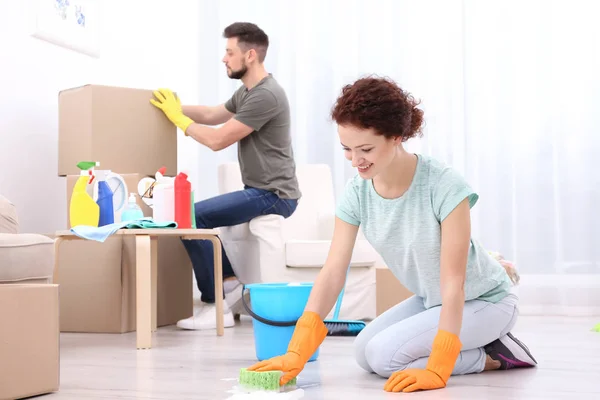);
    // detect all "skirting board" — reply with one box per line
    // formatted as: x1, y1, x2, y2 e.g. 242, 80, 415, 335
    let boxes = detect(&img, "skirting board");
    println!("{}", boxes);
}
516, 274, 600, 317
